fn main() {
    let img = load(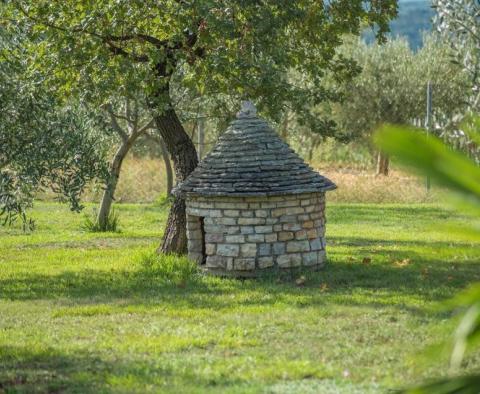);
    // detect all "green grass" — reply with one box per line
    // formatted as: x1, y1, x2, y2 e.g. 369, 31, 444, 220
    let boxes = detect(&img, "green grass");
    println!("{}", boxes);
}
0, 202, 479, 393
